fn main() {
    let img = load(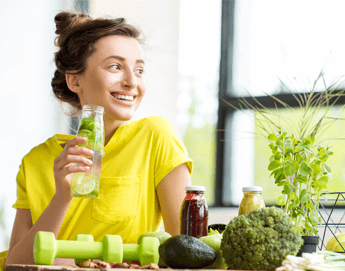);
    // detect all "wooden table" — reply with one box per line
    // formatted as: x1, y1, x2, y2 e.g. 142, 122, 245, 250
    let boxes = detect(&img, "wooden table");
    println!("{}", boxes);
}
5, 265, 260, 271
